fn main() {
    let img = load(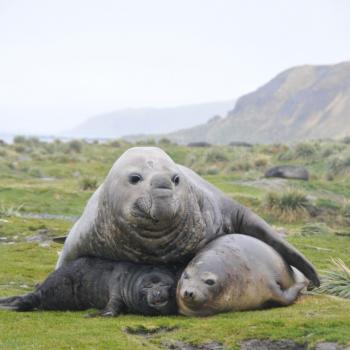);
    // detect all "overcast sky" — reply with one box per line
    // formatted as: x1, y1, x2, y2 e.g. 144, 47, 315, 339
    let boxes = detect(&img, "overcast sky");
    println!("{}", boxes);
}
0, 0, 349, 135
